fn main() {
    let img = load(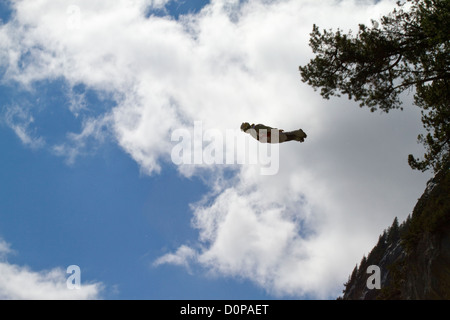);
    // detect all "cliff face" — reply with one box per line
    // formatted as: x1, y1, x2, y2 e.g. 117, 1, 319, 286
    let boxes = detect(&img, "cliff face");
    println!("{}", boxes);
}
402, 224, 450, 299
341, 166, 450, 300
